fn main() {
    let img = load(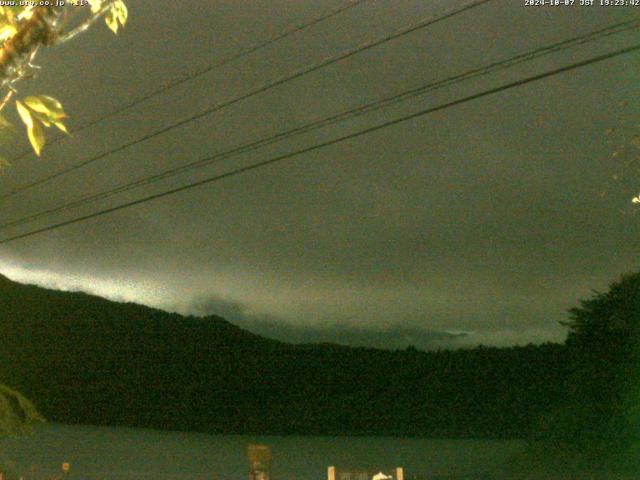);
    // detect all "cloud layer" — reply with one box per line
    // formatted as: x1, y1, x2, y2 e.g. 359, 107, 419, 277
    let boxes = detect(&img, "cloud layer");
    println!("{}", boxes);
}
0, 0, 638, 348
